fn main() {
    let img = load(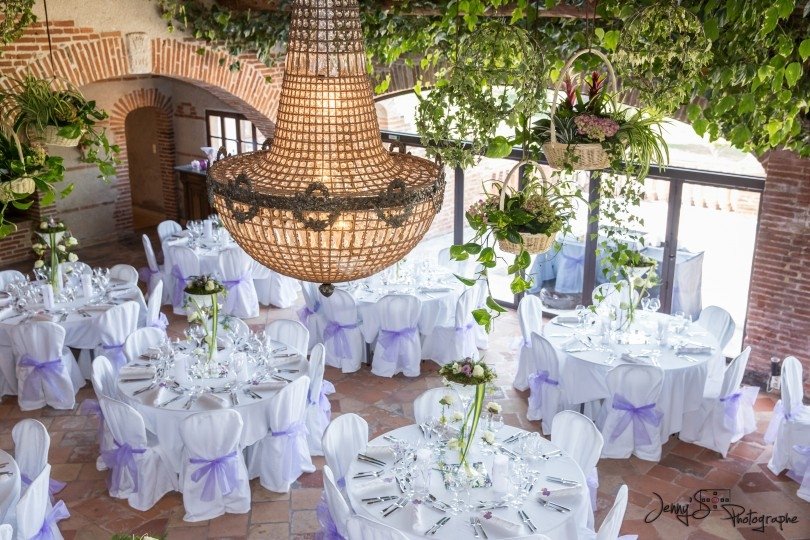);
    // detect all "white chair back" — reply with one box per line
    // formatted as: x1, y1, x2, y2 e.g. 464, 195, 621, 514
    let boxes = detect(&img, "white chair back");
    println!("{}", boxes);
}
305, 343, 331, 456
323, 465, 351, 538
12, 419, 50, 490
0, 524, 11, 540
179, 409, 250, 521
145, 280, 166, 329
526, 332, 565, 434
96, 301, 140, 370
266, 319, 310, 357
781, 356, 804, 418
99, 396, 149, 450
218, 247, 259, 318
517, 295, 544, 345
372, 294, 422, 378
697, 305, 735, 349
437, 247, 469, 276
322, 413, 368, 485
299, 281, 324, 350
168, 245, 201, 312
220, 316, 250, 339
91, 356, 118, 399
413, 387, 454, 425
15, 465, 57, 540
10, 321, 76, 410
596, 485, 629, 540
157, 220, 182, 243
551, 410, 603, 479
347, 515, 410, 539
719, 346, 751, 398
142, 234, 160, 272
110, 264, 139, 286
0, 270, 24, 290
123, 327, 166, 365
319, 289, 365, 372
